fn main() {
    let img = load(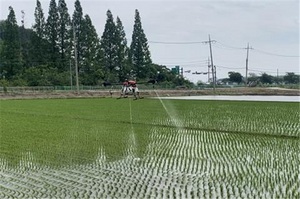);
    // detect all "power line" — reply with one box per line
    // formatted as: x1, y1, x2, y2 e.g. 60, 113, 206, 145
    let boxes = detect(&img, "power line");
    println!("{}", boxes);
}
216, 65, 244, 70
148, 40, 205, 44
149, 39, 299, 57
248, 69, 279, 74
215, 40, 299, 57
248, 68, 299, 74
252, 48, 300, 57
164, 64, 208, 67
215, 41, 244, 50
185, 64, 208, 68
158, 60, 208, 65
